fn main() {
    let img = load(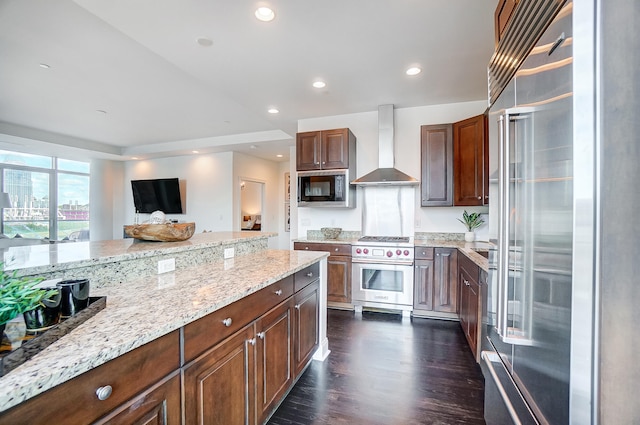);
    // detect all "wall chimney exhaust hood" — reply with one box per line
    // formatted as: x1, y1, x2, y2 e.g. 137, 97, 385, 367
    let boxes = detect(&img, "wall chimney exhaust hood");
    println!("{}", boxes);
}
351, 104, 419, 186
